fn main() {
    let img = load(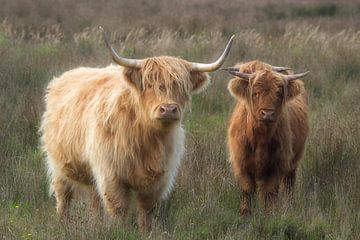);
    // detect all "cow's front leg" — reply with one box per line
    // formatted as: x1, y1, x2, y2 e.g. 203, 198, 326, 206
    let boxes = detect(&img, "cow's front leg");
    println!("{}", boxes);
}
258, 173, 280, 212
100, 177, 130, 222
283, 169, 297, 197
90, 189, 102, 219
136, 192, 157, 233
238, 171, 255, 215
231, 158, 255, 215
